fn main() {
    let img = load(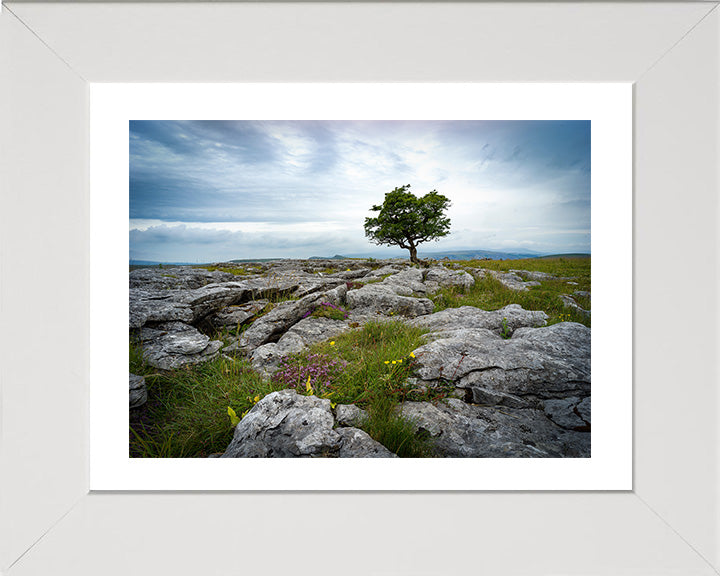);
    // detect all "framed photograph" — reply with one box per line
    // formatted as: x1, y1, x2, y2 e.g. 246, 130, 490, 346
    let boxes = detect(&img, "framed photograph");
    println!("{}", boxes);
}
91, 83, 630, 490
2, 2, 718, 575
